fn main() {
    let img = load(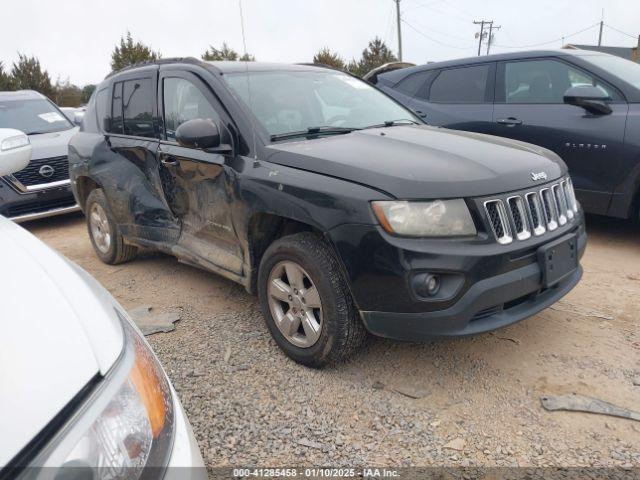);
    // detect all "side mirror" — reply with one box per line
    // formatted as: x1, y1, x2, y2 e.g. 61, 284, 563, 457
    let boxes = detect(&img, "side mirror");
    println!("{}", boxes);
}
563, 85, 612, 115
175, 118, 222, 150
73, 112, 84, 126
0, 129, 31, 177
